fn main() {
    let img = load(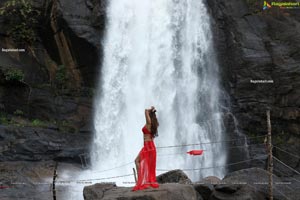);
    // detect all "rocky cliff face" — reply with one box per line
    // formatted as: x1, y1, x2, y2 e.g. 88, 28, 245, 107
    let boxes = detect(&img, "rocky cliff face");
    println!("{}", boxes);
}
0, 125, 91, 162
0, 0, 106, 128
207, 0, 300, 173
